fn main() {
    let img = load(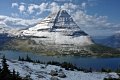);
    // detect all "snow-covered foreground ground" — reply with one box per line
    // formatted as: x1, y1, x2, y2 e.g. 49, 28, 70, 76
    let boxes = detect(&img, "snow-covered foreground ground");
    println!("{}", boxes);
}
0, 59, 119, 80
